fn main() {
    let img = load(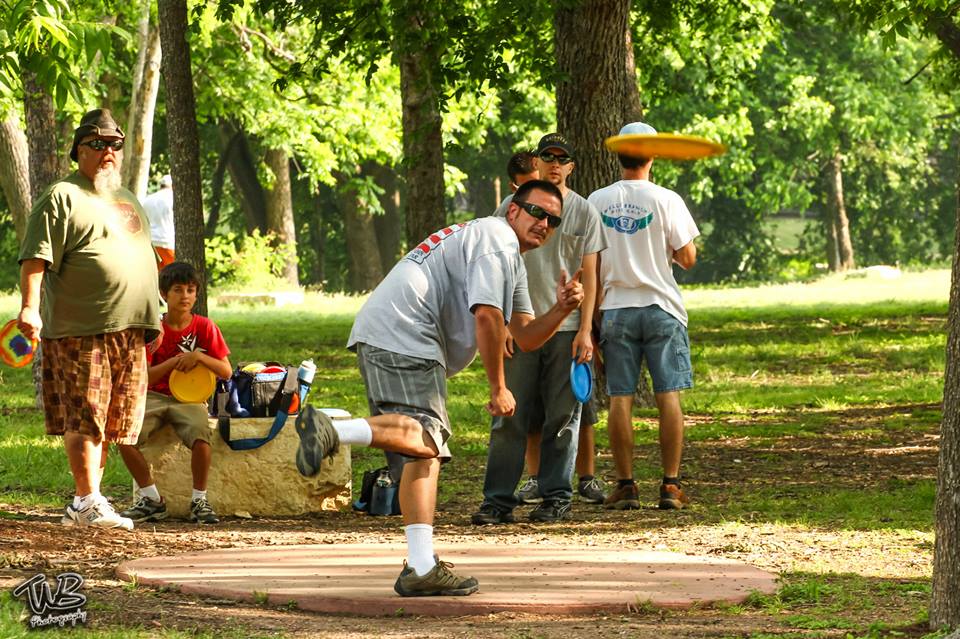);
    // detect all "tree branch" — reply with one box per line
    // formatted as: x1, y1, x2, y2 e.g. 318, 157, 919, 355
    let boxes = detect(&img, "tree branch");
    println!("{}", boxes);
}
904, 57, 935, 84
232, 24, 297, 62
